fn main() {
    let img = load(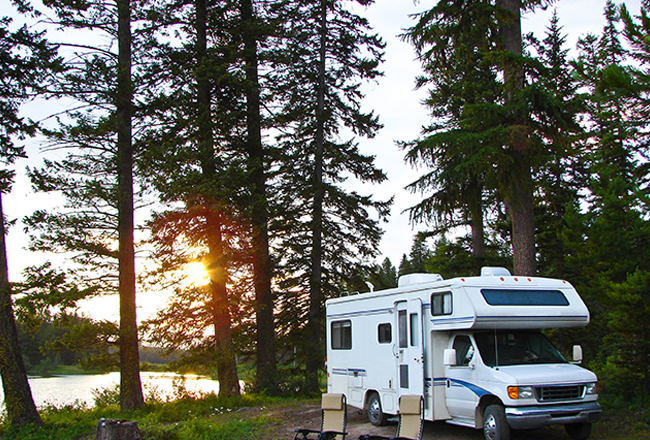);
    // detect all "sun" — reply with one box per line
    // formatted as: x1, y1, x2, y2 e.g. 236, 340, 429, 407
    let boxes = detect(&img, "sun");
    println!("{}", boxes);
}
184, 261, 210, 286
